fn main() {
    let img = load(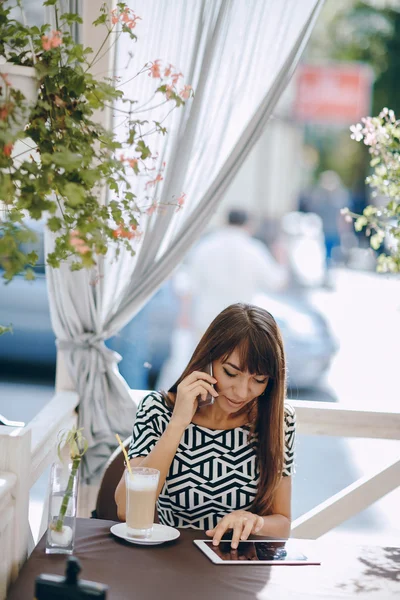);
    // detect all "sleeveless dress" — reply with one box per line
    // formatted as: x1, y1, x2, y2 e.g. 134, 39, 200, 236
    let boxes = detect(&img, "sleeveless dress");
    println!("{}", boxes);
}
127, 391, 296, 530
